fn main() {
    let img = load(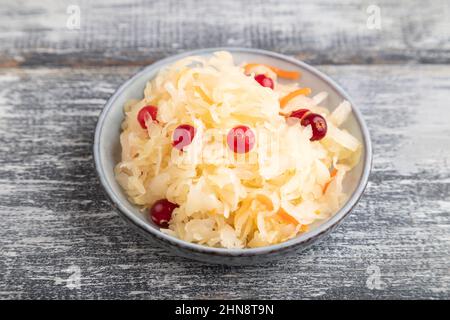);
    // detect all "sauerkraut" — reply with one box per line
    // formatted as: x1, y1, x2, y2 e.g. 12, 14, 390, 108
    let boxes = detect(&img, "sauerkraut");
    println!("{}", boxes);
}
115, 51, 361, 248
